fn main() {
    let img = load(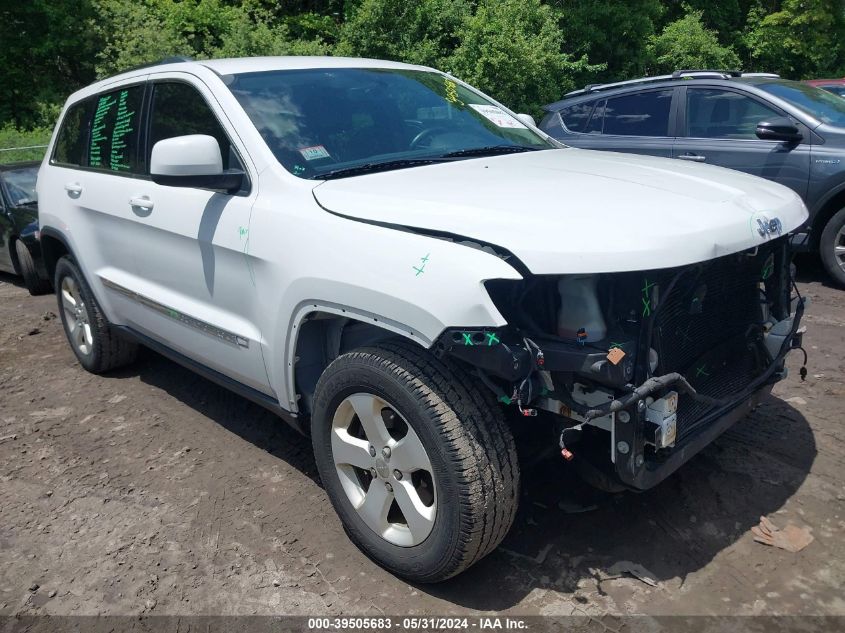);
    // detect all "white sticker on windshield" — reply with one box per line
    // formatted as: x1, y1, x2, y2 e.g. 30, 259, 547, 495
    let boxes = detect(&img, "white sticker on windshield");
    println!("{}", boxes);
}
468, 104, 527, 129
299, 145, 331, 160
